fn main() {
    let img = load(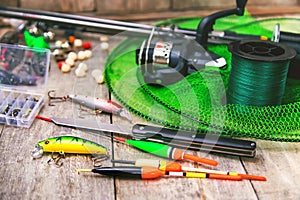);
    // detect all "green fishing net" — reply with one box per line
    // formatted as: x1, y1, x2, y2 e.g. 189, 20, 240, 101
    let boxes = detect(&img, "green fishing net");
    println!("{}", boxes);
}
104, 12, 300, 141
